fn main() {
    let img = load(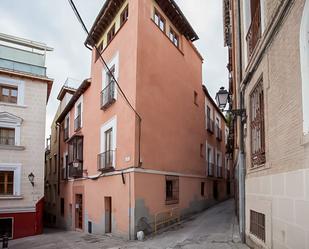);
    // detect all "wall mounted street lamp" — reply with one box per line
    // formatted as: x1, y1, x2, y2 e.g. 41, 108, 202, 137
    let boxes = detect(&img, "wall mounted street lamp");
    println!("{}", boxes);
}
215, 87, 246, 117
28, 172, 35, 187
216, 86, 246, 243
